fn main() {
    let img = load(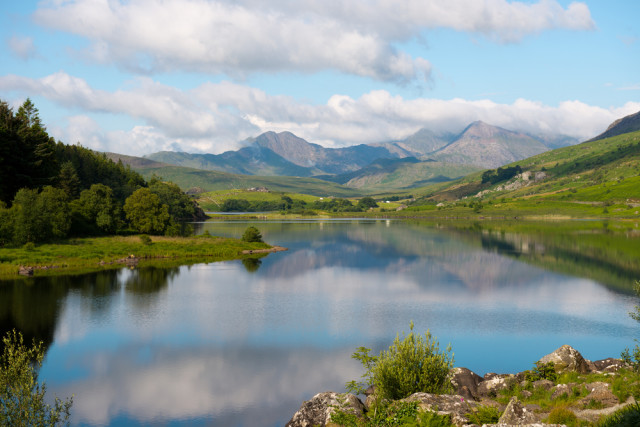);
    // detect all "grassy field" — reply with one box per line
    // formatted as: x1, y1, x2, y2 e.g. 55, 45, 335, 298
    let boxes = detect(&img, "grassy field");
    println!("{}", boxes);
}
197, 189, 408, 212
0, 234, 271, 278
